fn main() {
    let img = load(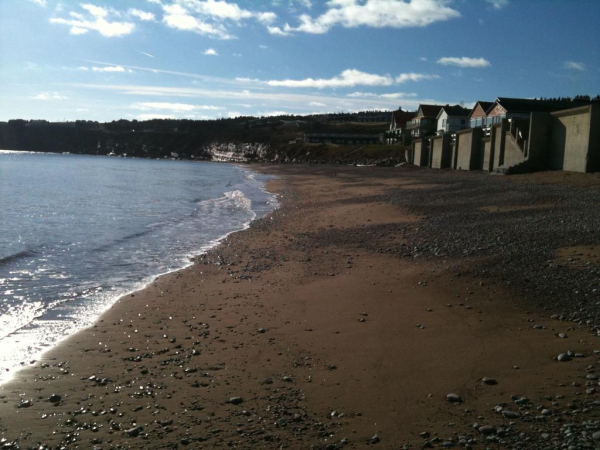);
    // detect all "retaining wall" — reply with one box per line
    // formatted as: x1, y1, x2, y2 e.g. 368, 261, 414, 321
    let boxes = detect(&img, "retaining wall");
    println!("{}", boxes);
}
430, 134, 452, 169
455, 128, 483, 171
